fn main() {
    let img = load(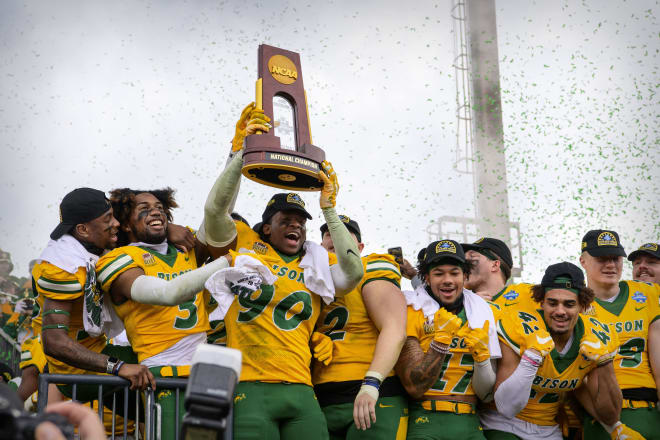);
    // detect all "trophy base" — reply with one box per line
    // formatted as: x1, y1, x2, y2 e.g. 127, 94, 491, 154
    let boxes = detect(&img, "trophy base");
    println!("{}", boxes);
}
242, 135, 325, 191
